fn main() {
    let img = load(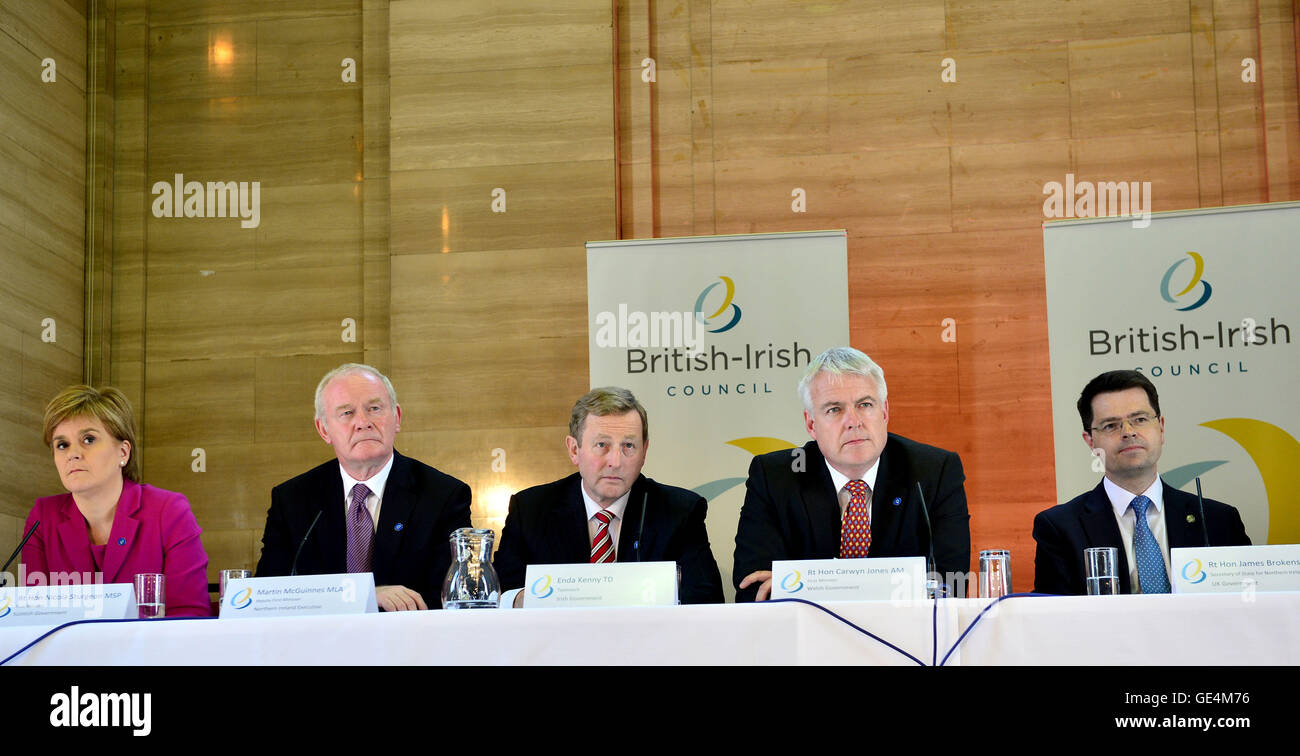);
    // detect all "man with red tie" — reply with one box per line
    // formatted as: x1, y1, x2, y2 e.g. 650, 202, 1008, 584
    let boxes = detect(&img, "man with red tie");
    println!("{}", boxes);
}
733, 346, 971, 601
494, 387, 724, 606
